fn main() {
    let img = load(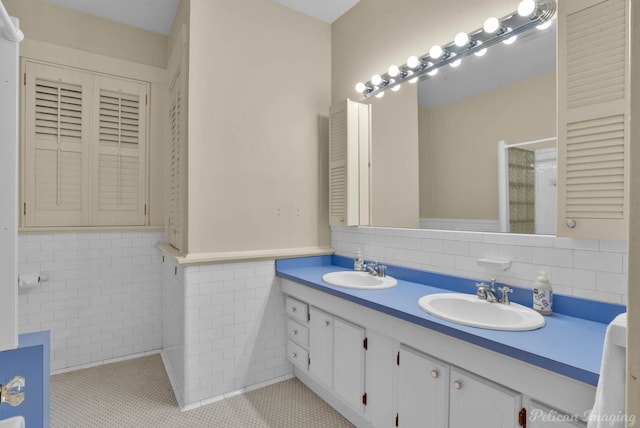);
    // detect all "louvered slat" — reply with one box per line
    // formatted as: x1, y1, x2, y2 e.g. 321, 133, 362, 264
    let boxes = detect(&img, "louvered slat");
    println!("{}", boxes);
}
34, 149, 83, 211
168, 71, 184, 250
35, 79, 83, 143
566, 0, 626, 109
99, 90, 140, 148
565, 114, 625, 219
